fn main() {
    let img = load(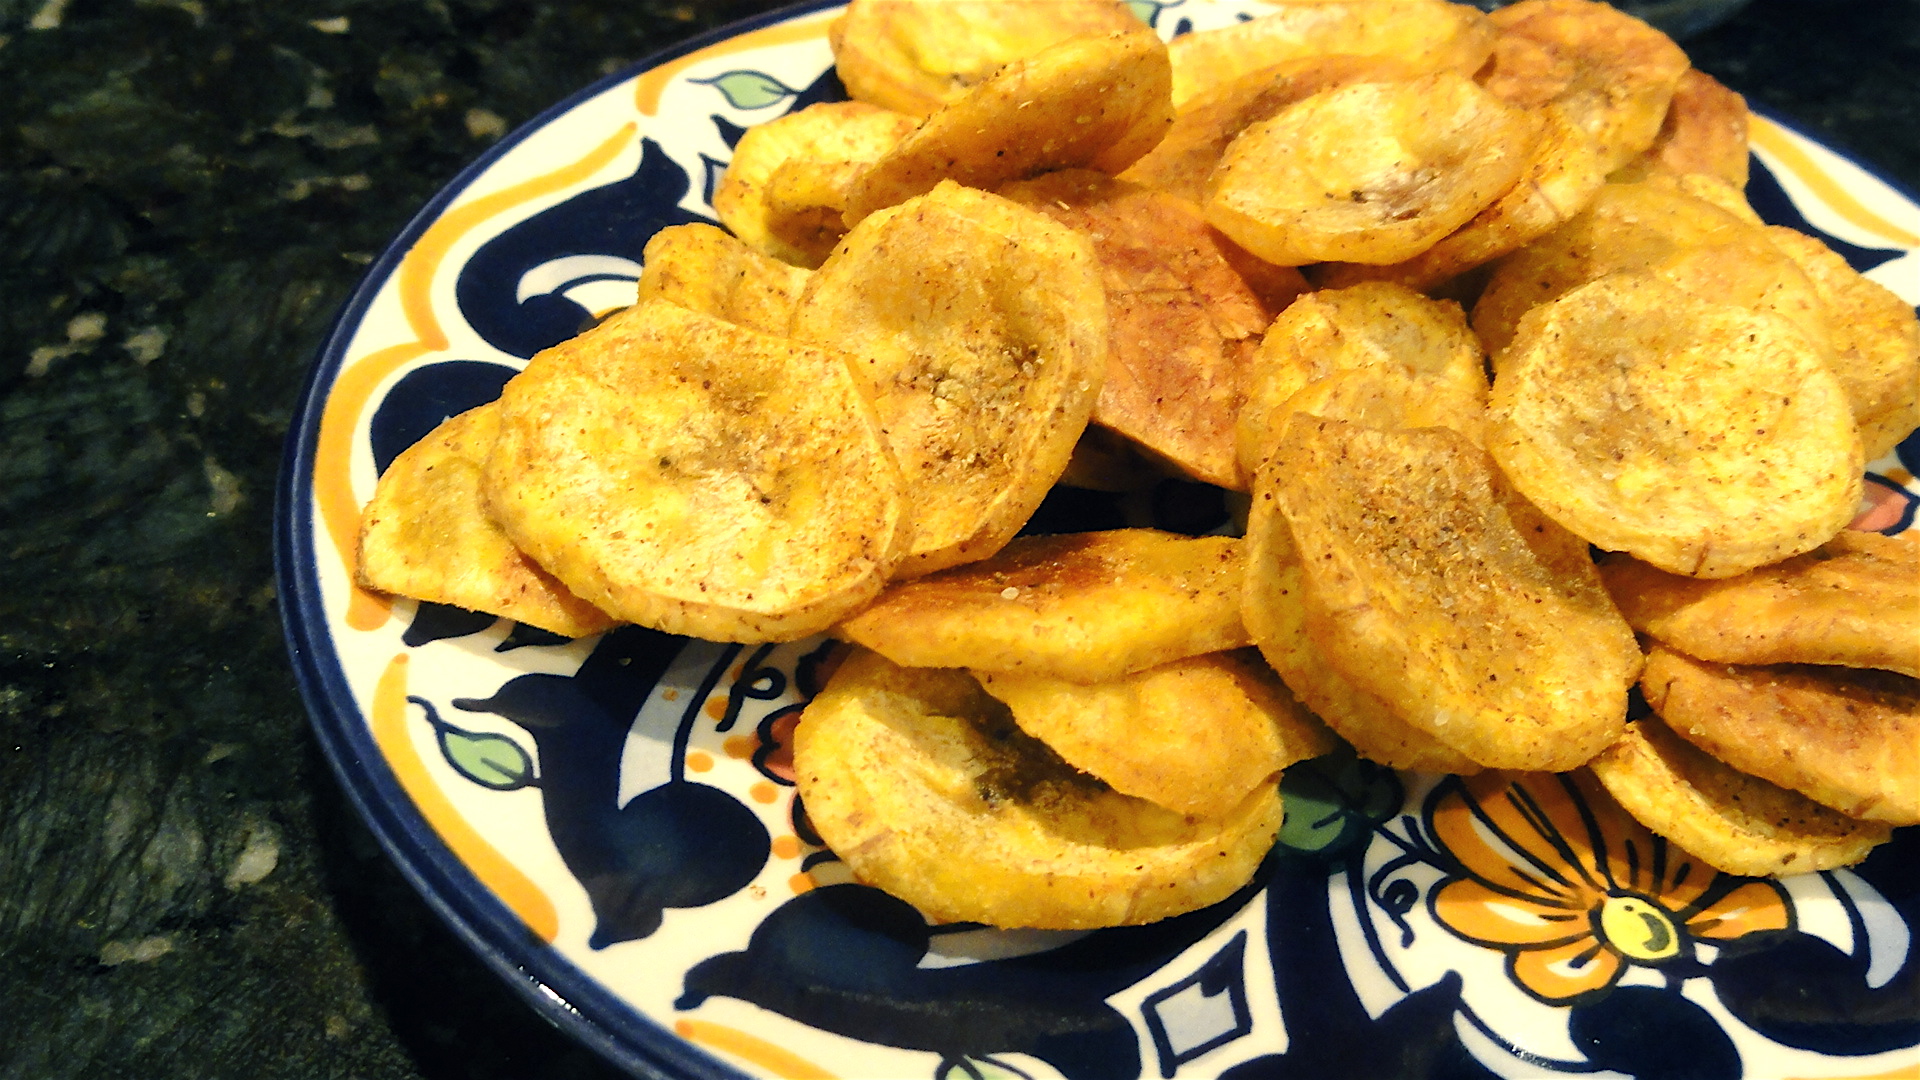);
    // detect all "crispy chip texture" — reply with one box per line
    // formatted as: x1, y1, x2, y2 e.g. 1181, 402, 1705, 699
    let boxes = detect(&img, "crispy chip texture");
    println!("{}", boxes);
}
711, 101, 919, 268
356, 404, 617, 639
978, 649, 1335, 819
1641, 645, 1920, 826
1204, 71, 1539, 266
999, 169, 1298, 489
1588, 716, 1892, 876
482, 300, 906, 642
1166, 0, 1495, 108
843, 28, 1174, 225
828, 0, 1144, 118
634, 224, 810, 334
837, 529, 1250, 683
792, 182, 1107, 576
1276, 417, 1640, 771
1601, 531, 1920, 677
1617, 68, 1750, 189
794, 649, 1284, 928
1488, 272, 1862, 578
